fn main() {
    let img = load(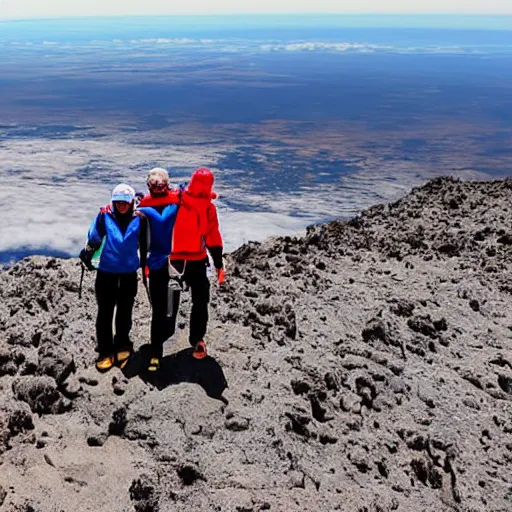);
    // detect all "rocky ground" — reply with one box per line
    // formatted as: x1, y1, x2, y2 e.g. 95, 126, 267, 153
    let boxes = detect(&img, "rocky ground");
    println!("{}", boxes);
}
0, 176, 511, 512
